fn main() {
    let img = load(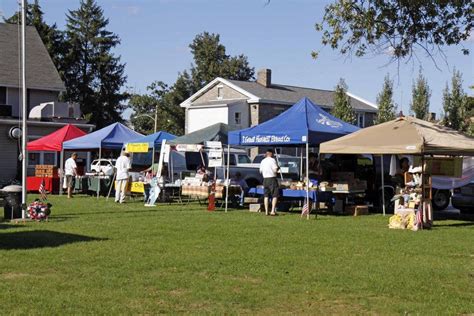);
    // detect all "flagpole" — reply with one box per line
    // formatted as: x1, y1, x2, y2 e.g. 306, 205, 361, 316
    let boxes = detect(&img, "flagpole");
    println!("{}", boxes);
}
21, 0, 28, 219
